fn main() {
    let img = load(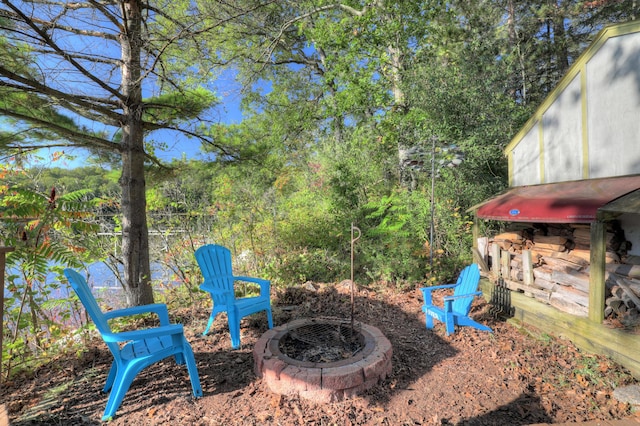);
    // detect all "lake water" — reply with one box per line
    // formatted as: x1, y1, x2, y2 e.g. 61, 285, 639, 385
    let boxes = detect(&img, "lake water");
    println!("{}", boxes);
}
4, 261, 179, 306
